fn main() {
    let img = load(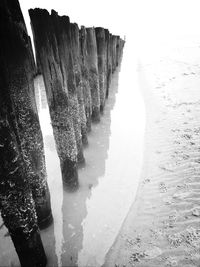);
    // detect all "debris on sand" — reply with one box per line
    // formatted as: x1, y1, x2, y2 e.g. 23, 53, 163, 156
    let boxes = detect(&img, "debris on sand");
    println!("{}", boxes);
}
143, 178, 151, 184
182, 134, 192, 140
129, 246, 162, 263
167, 227, 200, 248
129, 251, 146, 262
165, 256, 178, 266
163, 197, 173, 205
192, 207, 200, 217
